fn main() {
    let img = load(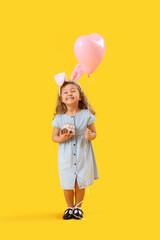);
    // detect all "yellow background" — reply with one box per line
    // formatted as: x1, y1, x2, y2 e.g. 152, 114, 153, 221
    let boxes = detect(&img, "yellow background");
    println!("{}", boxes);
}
0, 0, 159, 239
